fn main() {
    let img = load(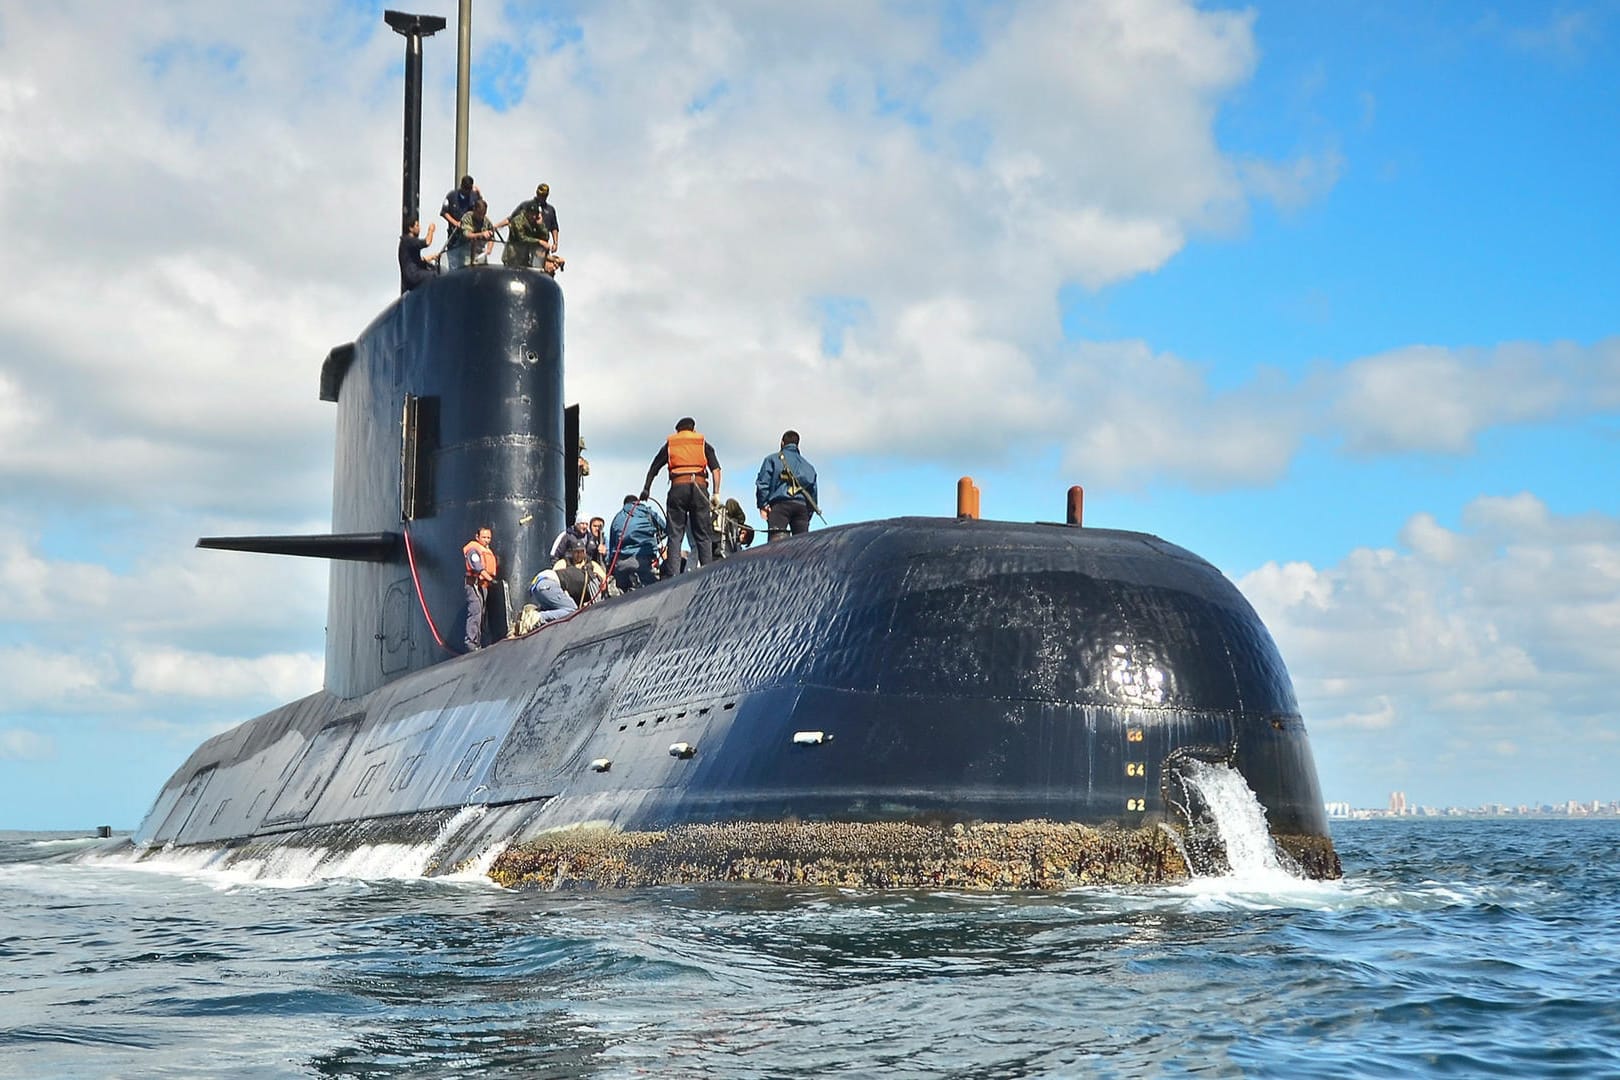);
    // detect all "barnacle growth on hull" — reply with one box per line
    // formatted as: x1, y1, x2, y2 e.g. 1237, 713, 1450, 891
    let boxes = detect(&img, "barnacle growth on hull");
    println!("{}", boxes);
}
490, 820, 1199, 890
490, 821, 1343, 890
